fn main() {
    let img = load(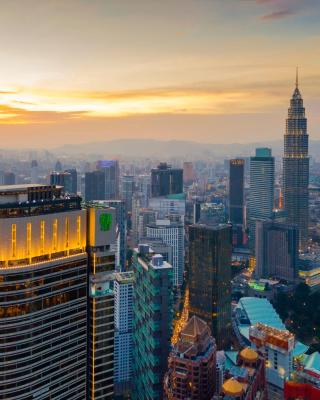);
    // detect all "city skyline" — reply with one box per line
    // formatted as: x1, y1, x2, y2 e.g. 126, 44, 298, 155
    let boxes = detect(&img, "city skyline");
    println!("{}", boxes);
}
0, 0, 319, 147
